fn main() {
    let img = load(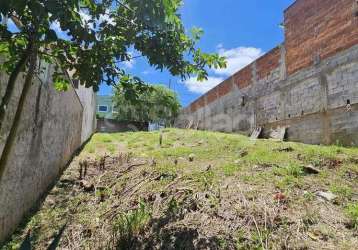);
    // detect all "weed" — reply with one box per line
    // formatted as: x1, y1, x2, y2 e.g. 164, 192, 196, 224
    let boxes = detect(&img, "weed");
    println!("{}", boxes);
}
302, 208, 319, 227
240, 174, 256, 183
208, 194, 220, 210
111, 201, 151, 248
345, 203, 358, 230
6, 128, 358, 249
167, 197, 179, 215
303, 191, 315, 202
200, 170, 215, 189
235, 229, 248, 250
95, 187, 111, 201
106, 144, 116, 154
330, 184, 353, 200
275, 175, 302, 190
218, 237, 228, 249
222, 163, 240, 176
273, 164, 303, 177
286, 164, 304, 177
